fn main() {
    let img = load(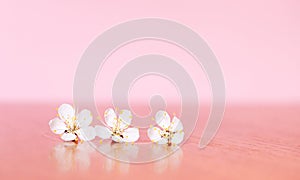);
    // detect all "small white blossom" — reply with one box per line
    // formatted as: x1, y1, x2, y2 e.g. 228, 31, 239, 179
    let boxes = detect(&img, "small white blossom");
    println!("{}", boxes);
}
147, 111, 184, 146
95, 108, 139, 143
49, 104, 96, 142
